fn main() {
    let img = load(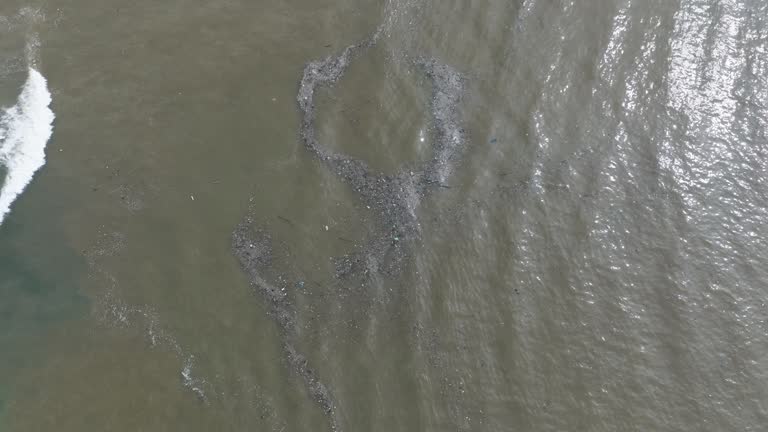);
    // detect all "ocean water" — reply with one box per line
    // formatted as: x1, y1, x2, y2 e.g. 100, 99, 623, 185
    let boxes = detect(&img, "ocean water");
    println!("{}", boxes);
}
1, 0, 768, 431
